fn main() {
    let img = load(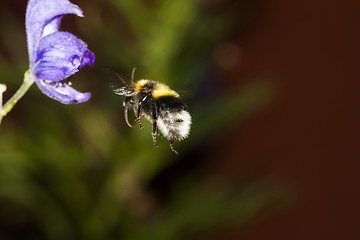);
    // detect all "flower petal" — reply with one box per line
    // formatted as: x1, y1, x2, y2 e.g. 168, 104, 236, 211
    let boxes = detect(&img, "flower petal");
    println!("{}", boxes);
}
34, 31, 94, 81
35, 78, 91, 104
26, 0, 83, 67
